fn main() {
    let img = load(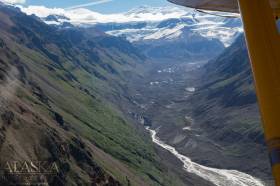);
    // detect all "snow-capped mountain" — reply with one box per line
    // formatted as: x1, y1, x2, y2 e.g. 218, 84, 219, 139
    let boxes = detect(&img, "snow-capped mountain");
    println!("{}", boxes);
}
20, 5, 242, 47
19, 5, 242, 62
93, 7, 242, 61
98, 7, 242, 47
